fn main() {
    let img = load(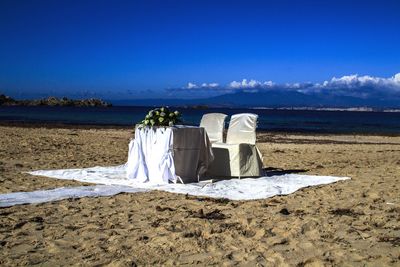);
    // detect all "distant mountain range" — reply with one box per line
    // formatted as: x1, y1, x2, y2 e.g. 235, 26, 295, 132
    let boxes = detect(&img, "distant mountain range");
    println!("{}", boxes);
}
3, 90, 399, 110
111, 90, 400, 109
